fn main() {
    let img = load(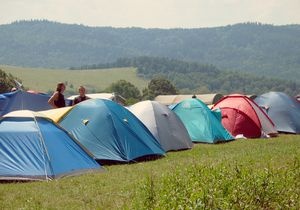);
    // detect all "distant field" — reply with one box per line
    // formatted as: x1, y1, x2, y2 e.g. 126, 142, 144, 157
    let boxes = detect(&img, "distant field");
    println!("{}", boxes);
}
0, 65, 149, 96
0, 135, 299, 209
